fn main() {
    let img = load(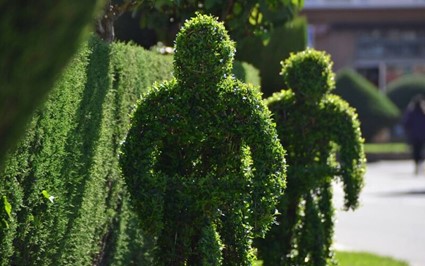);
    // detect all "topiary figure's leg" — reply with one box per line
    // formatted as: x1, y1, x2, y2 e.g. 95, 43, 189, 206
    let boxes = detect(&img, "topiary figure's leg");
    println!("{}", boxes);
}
258, 195, 301, 266
318, 181, 338, 266
189, 222, 222, 266
219, 209, 253, 266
